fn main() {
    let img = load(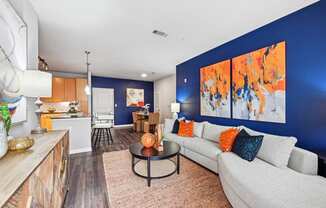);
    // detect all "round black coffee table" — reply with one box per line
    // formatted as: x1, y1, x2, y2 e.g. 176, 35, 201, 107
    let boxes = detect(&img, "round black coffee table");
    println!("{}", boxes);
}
129, 140, 180, 187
